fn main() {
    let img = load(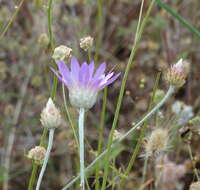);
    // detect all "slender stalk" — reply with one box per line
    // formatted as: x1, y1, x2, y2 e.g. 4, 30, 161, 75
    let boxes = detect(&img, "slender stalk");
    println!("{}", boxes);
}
94, 0, 103, 62
0, 0, 26, 40
79, 108, 85, 190
100, 0, 154, 188
62, 84, 79, 147
47, 0, 54, 50
61, 85, 175, 190
36, 129, 55, 190
95, 88, 108, 190
28, 165, 38, 190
